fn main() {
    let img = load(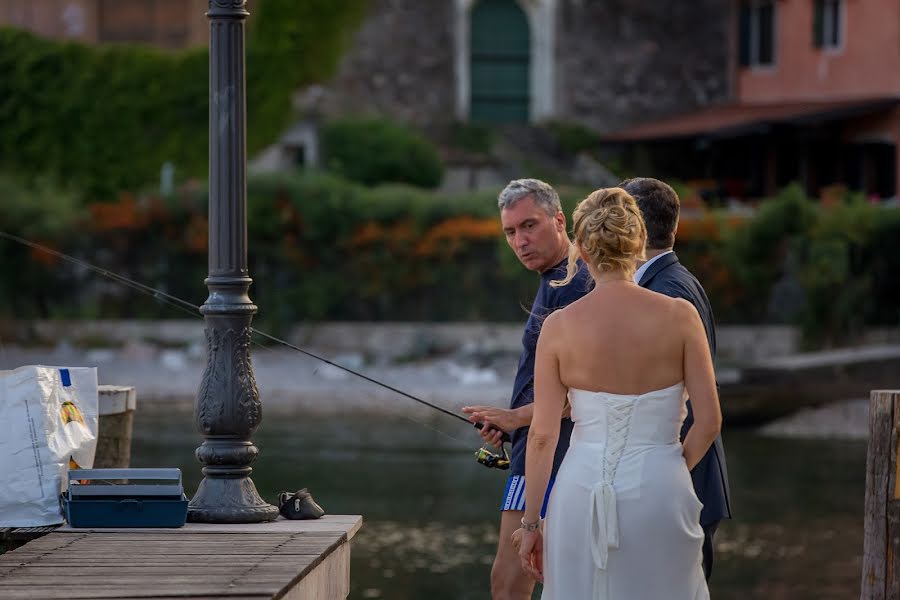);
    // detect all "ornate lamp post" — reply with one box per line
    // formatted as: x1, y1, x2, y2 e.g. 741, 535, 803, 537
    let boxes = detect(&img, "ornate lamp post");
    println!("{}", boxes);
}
187, 0, 279, 523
